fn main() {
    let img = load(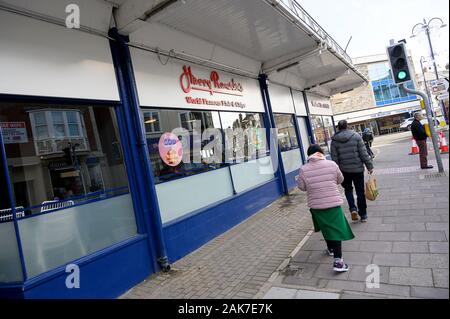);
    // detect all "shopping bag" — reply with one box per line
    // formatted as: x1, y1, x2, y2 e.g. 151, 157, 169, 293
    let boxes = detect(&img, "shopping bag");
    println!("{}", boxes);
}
365, 174, 379, 201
